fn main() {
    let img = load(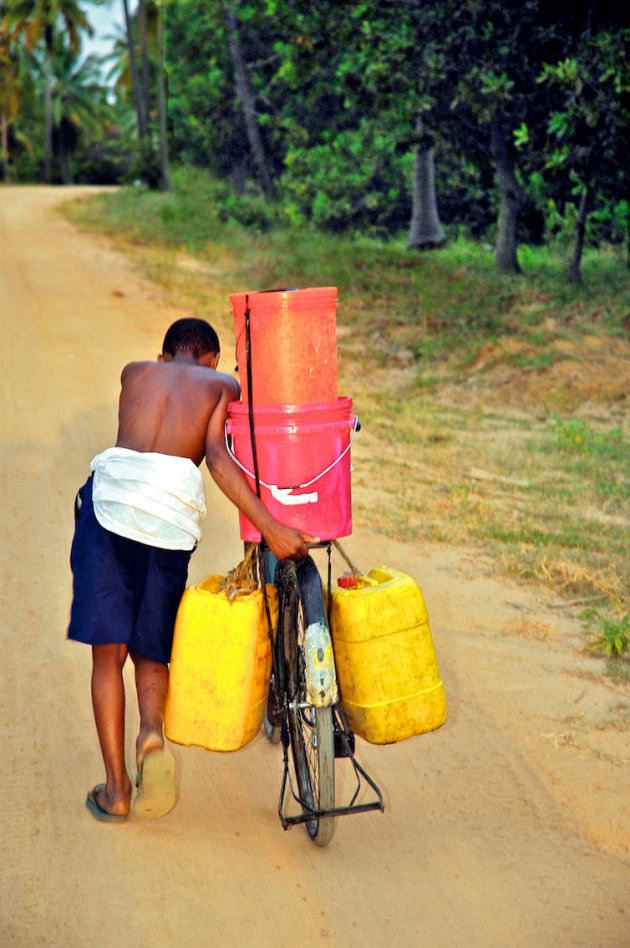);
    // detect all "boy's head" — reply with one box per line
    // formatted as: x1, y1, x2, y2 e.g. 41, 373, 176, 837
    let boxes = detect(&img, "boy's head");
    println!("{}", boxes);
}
161, 318, 220, 364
